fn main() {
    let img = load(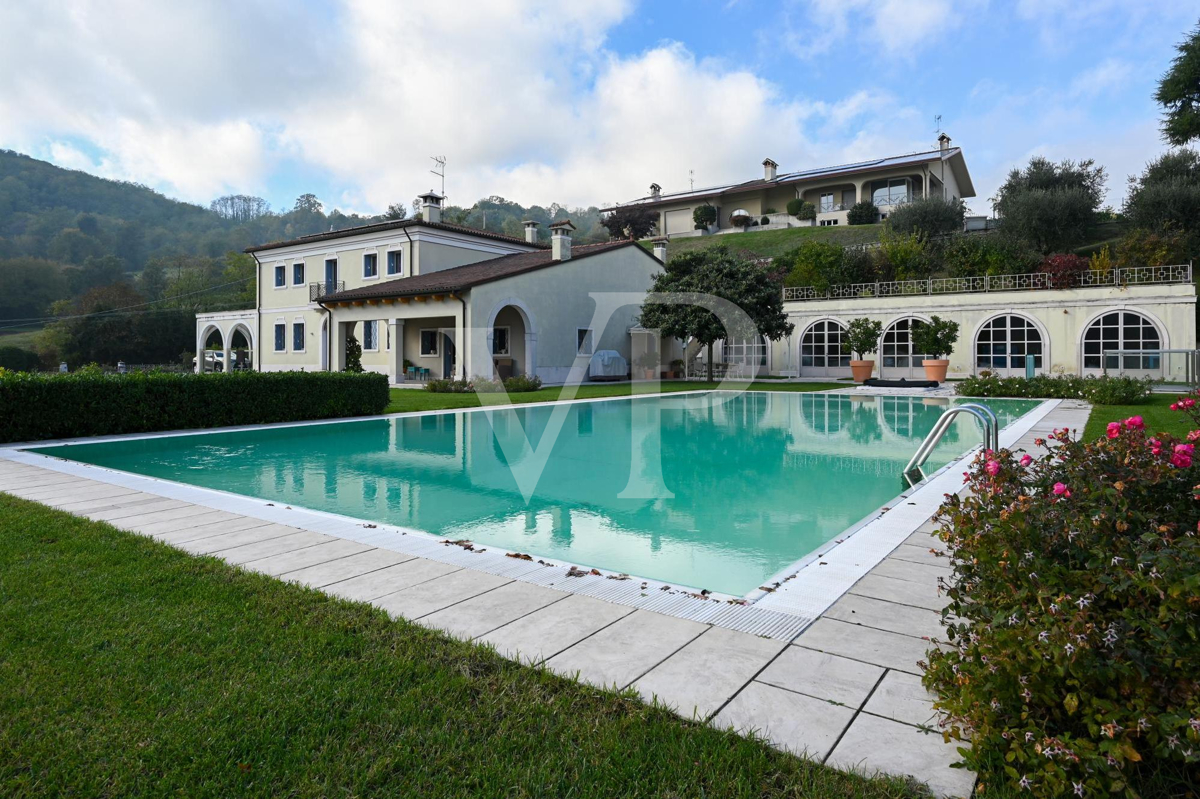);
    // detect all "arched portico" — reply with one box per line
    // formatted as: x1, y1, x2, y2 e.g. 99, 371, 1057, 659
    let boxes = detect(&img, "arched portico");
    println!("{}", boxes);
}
484, 297, 538, 379
195, 310, 260, 373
